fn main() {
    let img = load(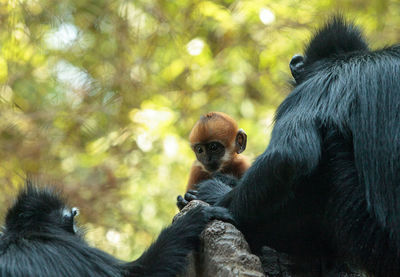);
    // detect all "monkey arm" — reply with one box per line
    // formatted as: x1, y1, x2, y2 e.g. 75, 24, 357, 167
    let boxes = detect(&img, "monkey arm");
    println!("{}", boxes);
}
226, 118, 320, 213
220, 120, 321, 251
127, 205, 234, 277
193, 178, 234, 206
178, 174, 238, 210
